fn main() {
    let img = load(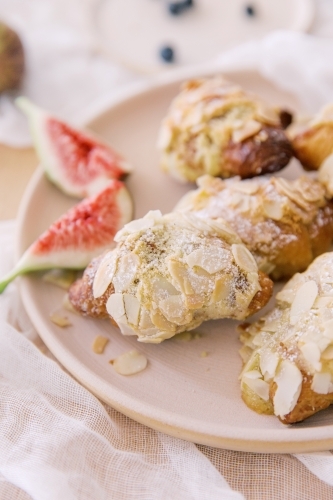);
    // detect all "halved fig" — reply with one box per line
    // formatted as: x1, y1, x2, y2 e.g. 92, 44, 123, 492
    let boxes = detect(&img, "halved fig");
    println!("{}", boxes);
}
16, 97, 132, 198
0, 180, 133, 293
